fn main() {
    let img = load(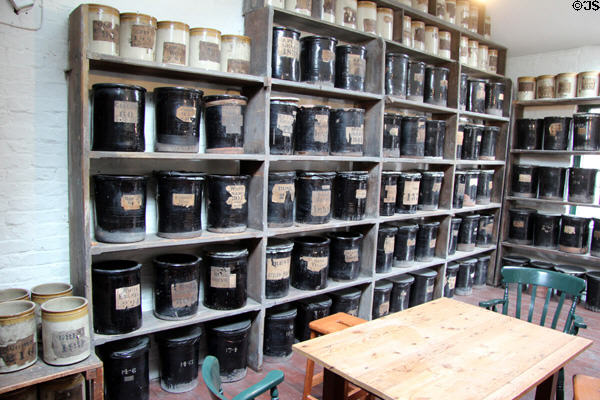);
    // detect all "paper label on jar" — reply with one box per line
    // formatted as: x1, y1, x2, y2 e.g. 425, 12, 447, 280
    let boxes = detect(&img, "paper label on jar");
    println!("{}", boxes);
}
320, 49, 335, 63
582, 77, 597, 90
346, 126, 364, 145
311, 190, 331, 216
407, 238, 416, 247
440, 38, 451, 51
171, 280, 198, 308
513, 220, 525, 228
477, 87, 486, 100
114, 100, 138, 123
577, 126, 587, 136
488, 181, 493, 190
347, 307, 358, 316
115, 284, 141, 310
344, 7, 357, 24
518, 173, 531, 183
564, 225, 576, 234
498, 93, 504, 101
225, 185, 247, 209
417, 123, 426, 143
548, 122, 562, 137
426, 283, 434, 294
277, 36, 300, 60
51, 327, 88, 358
355, 188, 367, 199
448, 275, 456, 290
518, 81, 534, 92
323, 0, 335, 13
413, 72, 424, 83
130, 24, 155, 48
383, 15, 393, 23
388, 126, 399, 136
221, 105, 244, 135
403, 181, 420, 205
456, 130, 464, 146
414, 27, 425, 43
430, 238, 437, 248
93, 20, 119, 44
211, 267, 236, 289
172, 193, 195, 208
363, 18, 376, 32
0, 334, 35, 367
199, 41, 221, 62
440, 79, 448, 88
484, 222, 494, 234
460, 45, 468, 58
378, 302, 389, 316
120, 194, 142, 211
227, 59, 250, 74
344, 248, 359, 263
348, 54, 366, 76
176, 106, 197, 123
432, 181, 442, 193
558, 81, 572, 95
594, 230, 600, 239
477, 134, 482, 142
271, 183, 295, 203
470, 177, 478, 188
384, 185, 397, 203
301, 256, 328, 272
267, 257, 291, 280
539, 86, 553, 98
463, 193, 473, 205
314, 114, 329, 143
384, 236, 395, 253
162, 42, 186, 64
277, 113, 295, 137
